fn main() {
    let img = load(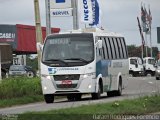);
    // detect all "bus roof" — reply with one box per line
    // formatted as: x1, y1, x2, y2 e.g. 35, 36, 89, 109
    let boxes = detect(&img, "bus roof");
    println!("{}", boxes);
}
58, 28, 123, 37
